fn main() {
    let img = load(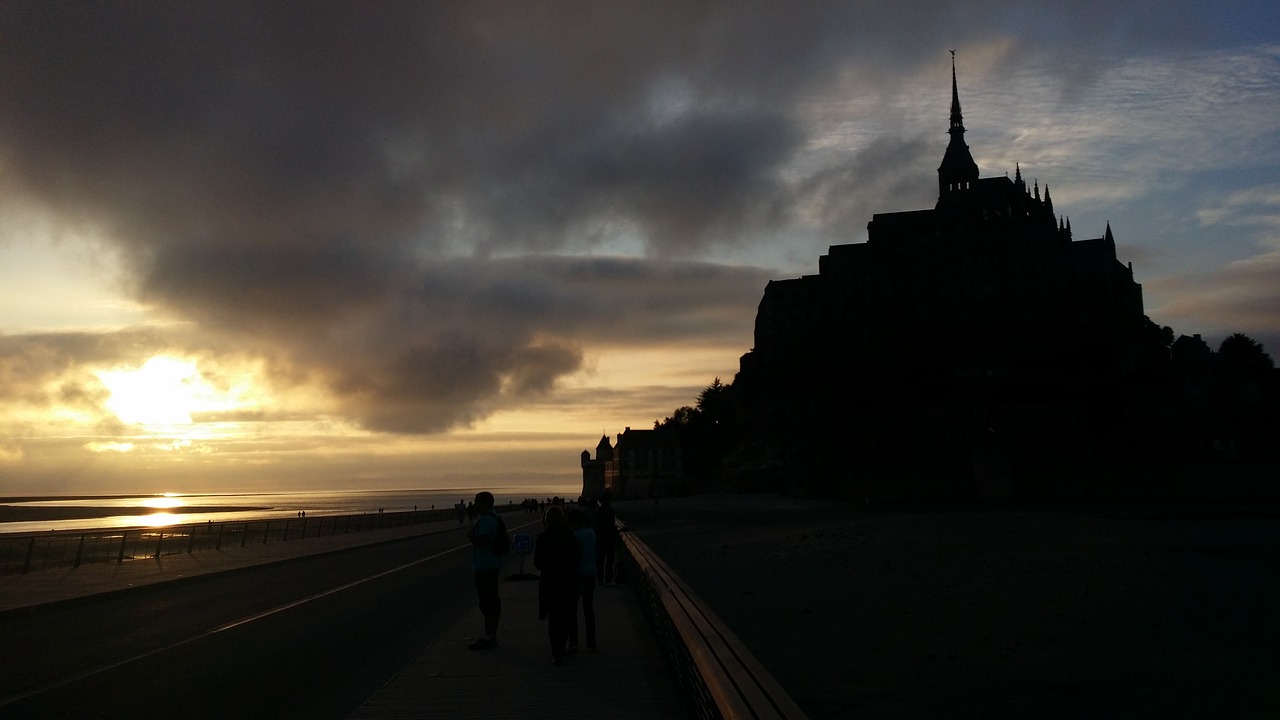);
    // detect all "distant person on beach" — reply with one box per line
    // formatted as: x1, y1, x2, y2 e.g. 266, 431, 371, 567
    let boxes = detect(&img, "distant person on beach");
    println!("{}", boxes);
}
568, 507, 597, 651
466, 491, 503, 650
595, 491, 618, 585
455, 500, 466, 524
534, 504, 579, 664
